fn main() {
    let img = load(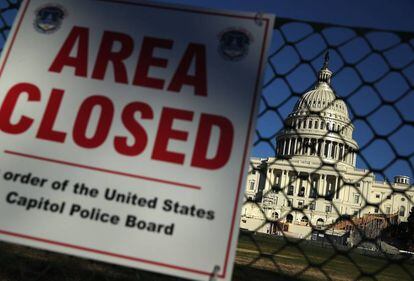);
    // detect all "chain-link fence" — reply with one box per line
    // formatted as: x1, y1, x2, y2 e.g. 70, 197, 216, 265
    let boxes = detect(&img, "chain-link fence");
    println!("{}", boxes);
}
0, 1, 414, 281
239, 15, 414, 281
